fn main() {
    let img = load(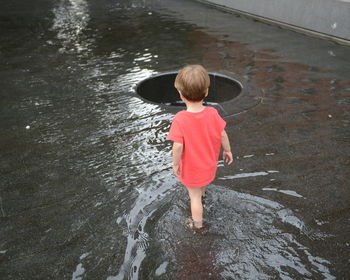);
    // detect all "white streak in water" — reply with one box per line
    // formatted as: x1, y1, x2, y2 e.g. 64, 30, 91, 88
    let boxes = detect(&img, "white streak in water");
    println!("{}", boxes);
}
0, 196, 5, 217
80, 252, 90, 260
155, 261, 168, 276
328, 50, 336, 57
219, 170, 279, 180
262, 188, 303, 198
243, 154, 254, 158
72, 263, 85, 280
